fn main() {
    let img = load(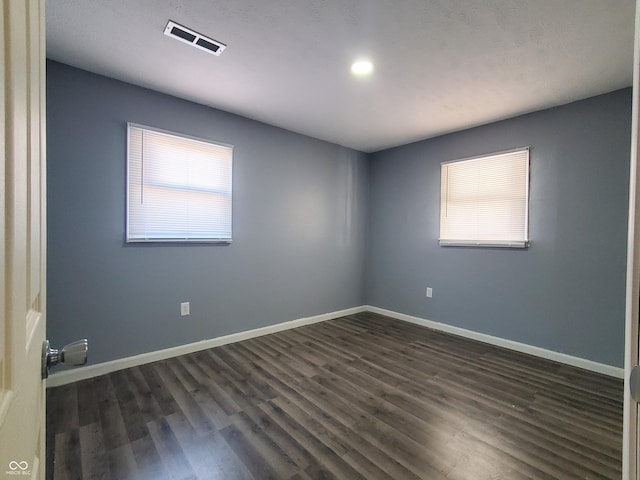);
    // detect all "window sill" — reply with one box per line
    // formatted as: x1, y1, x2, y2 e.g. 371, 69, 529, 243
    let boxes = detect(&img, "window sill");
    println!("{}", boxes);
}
439, 240, 530, 248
